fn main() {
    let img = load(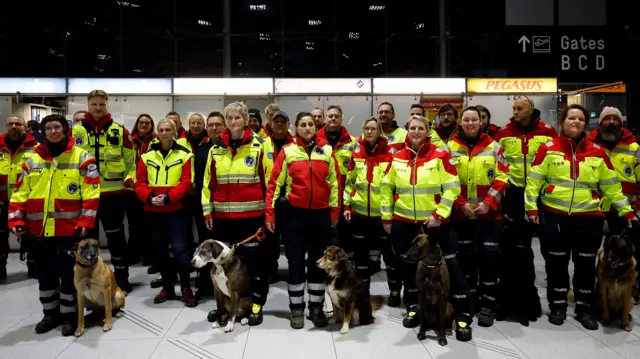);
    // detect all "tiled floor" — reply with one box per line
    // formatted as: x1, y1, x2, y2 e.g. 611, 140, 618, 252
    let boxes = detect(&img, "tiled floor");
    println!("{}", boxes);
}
2, 239, 640, 359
